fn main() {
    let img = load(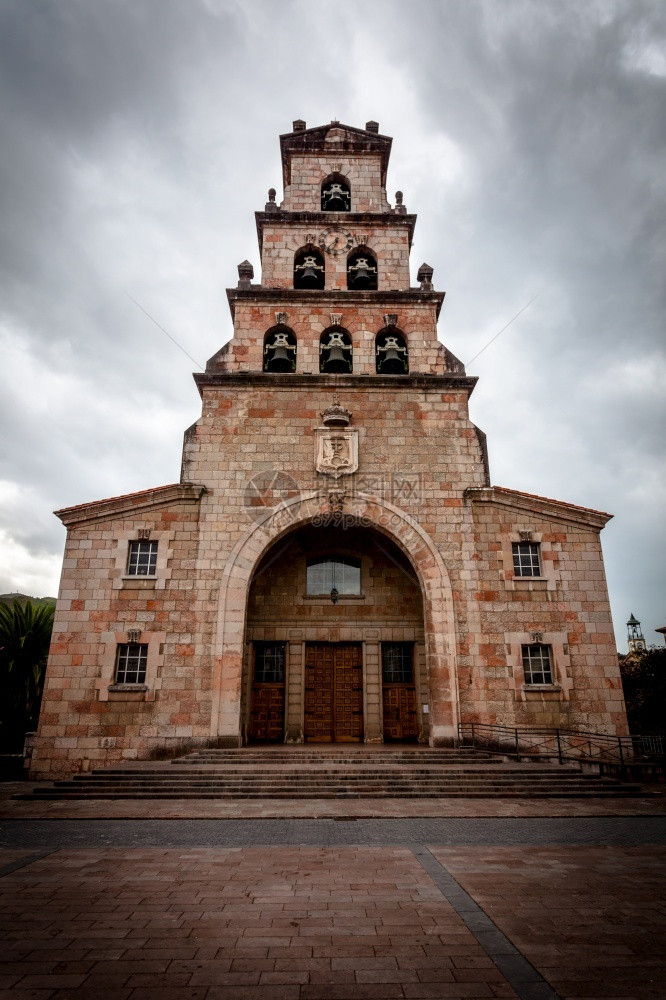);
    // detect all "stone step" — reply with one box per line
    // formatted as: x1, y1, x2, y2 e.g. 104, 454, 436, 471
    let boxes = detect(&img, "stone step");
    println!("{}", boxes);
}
75, 766, 584, 779
65, 771, 588, 786
22, 786, 644, 800
18, 747, 648, 801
